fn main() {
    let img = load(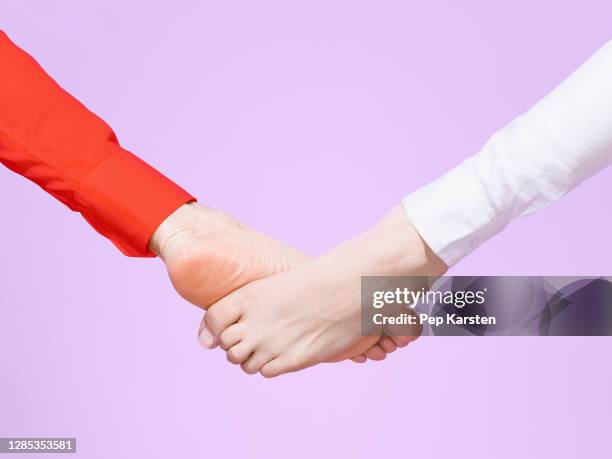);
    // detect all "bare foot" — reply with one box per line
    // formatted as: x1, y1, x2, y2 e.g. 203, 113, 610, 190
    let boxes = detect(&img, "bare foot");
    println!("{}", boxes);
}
149, 203, 308, 309
200, 206, 447, 377
149, 202, 386, 362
